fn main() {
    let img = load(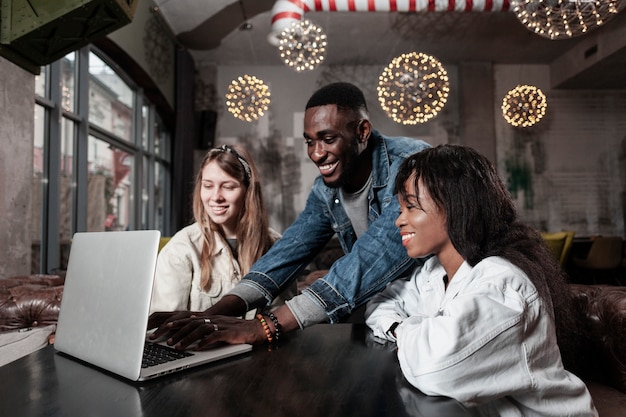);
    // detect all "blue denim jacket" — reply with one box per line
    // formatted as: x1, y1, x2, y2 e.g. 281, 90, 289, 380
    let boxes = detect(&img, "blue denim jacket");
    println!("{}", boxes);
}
232, 130, 430, 323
